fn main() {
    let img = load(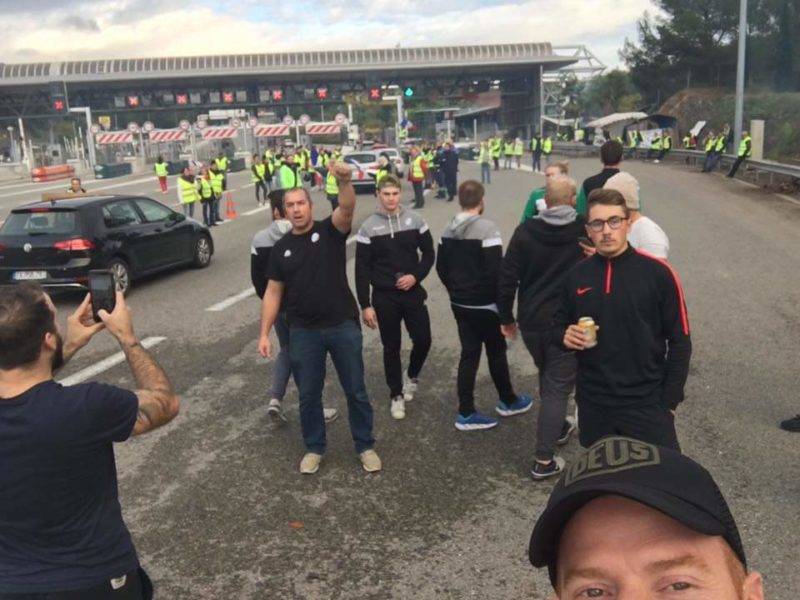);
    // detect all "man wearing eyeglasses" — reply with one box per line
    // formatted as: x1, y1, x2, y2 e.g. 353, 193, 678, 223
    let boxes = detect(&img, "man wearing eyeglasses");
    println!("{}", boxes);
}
553, 188, 692, 451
